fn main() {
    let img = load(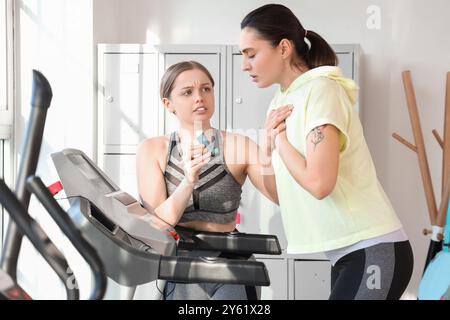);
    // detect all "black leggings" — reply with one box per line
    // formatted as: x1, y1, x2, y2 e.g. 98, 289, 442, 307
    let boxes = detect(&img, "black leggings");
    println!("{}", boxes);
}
329, 241, 414, 300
